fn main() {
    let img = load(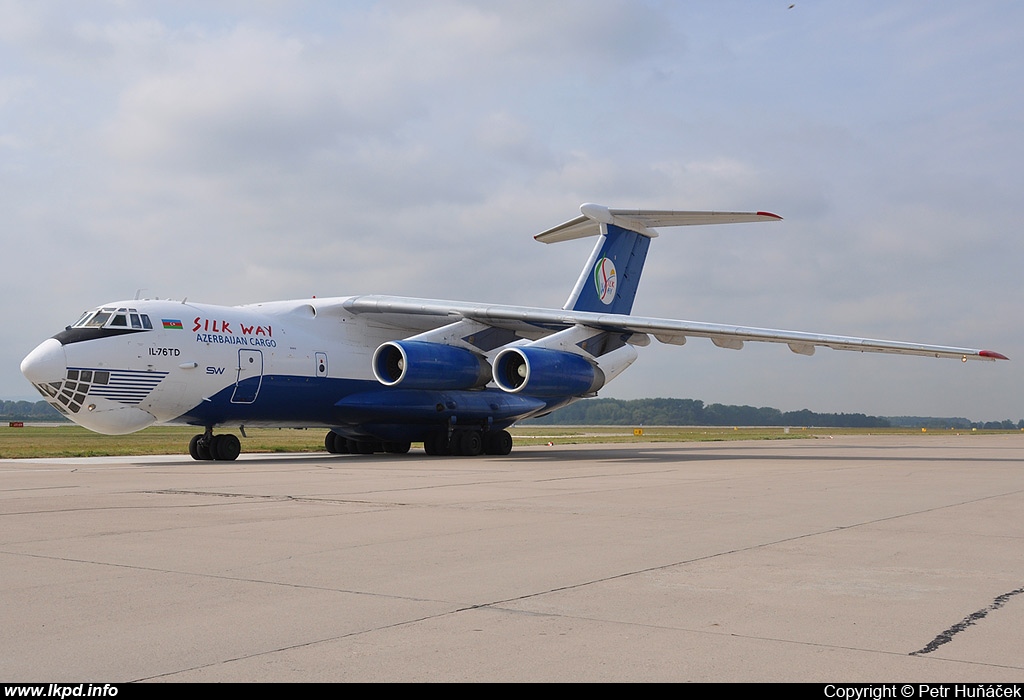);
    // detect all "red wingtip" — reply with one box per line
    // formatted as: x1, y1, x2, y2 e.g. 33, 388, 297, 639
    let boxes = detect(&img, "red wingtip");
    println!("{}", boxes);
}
756, 211, 783, 220
979, 350, 1009, 360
